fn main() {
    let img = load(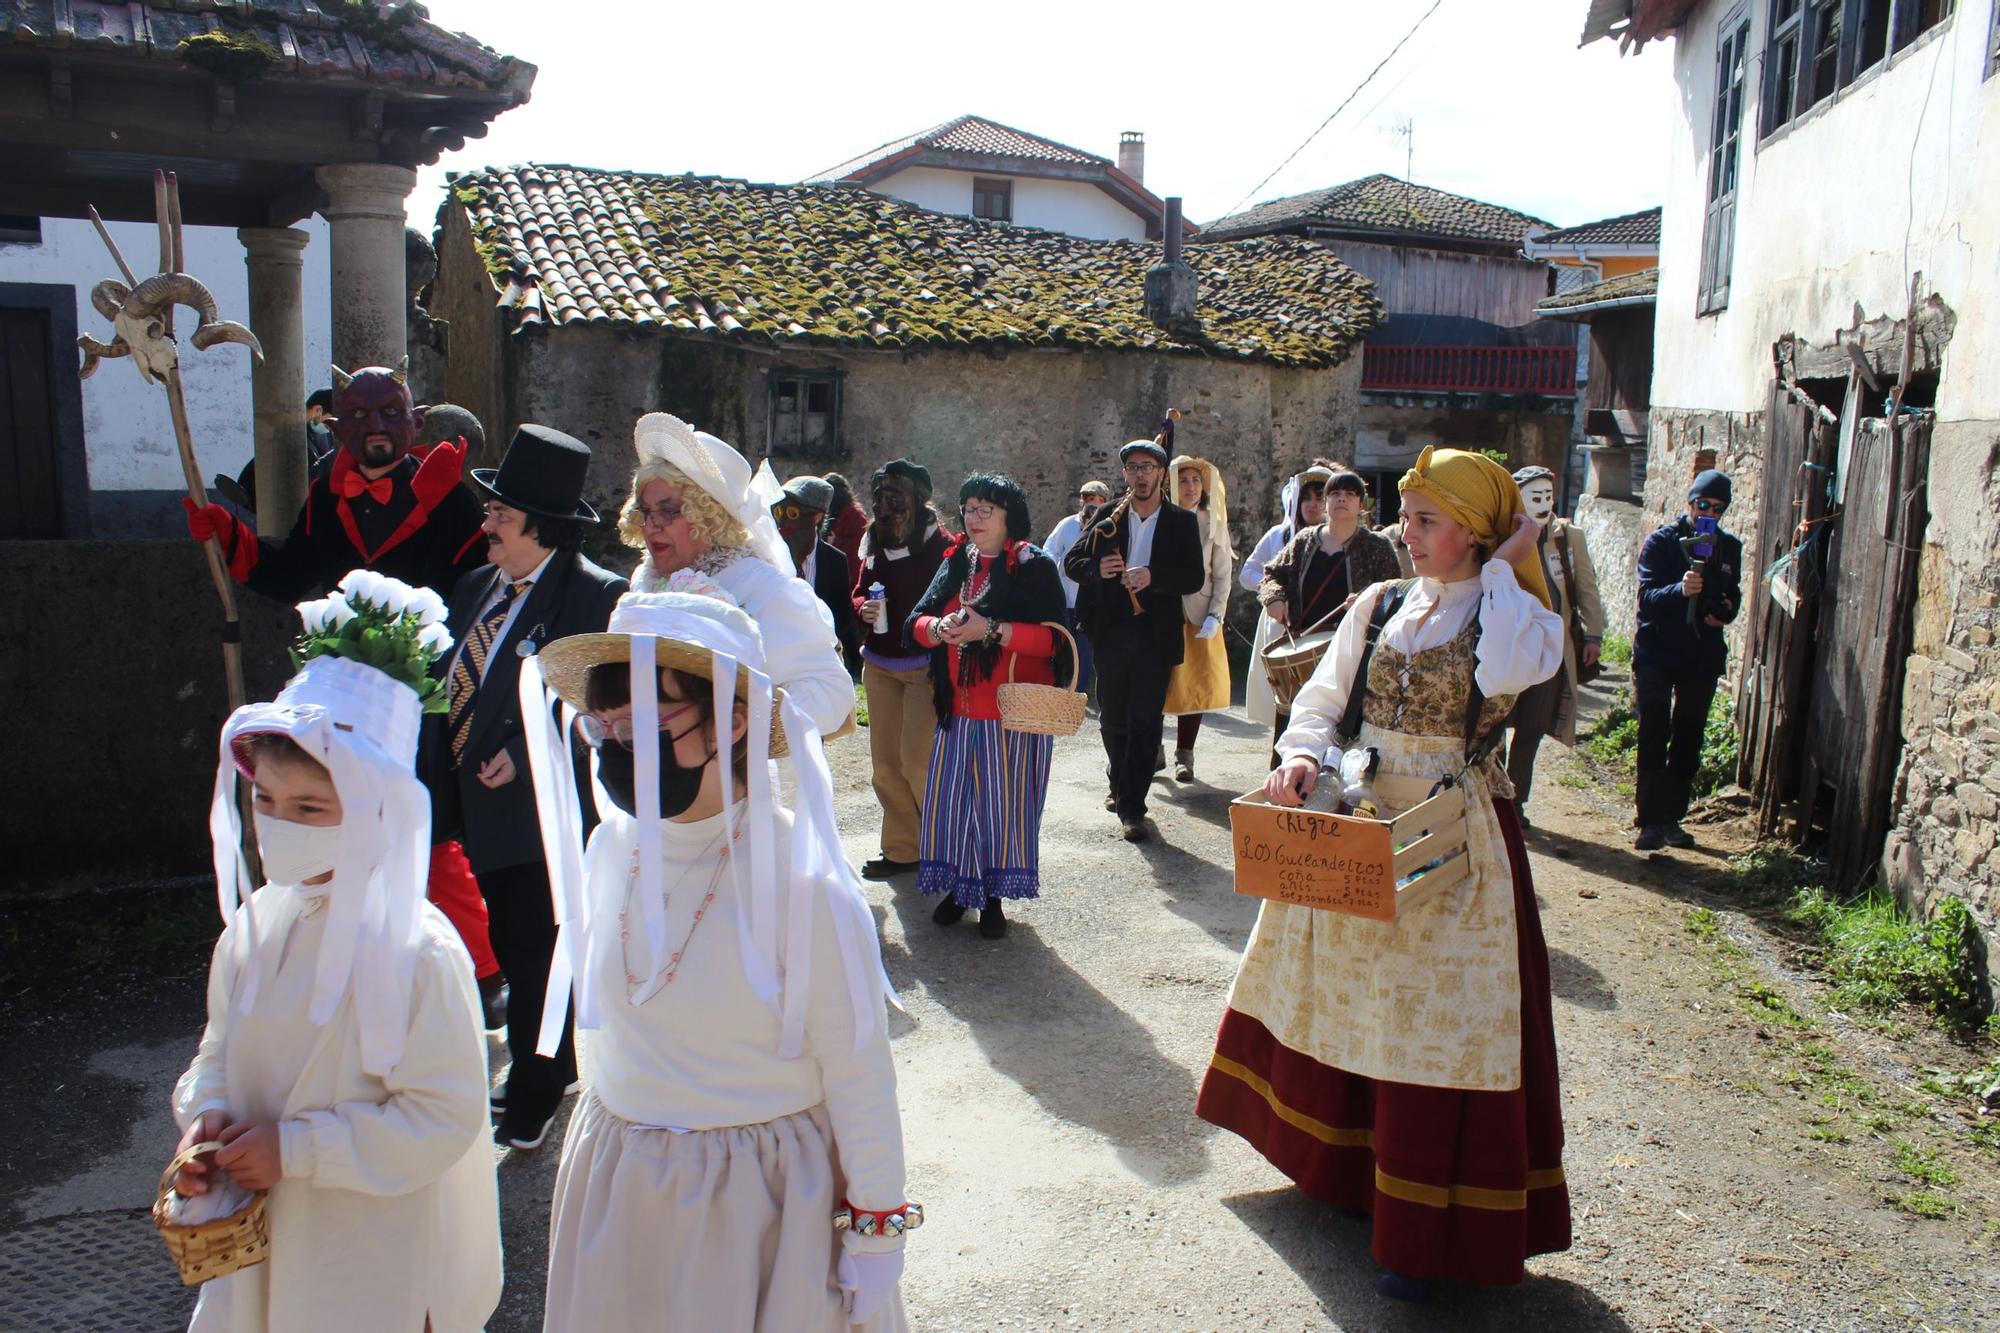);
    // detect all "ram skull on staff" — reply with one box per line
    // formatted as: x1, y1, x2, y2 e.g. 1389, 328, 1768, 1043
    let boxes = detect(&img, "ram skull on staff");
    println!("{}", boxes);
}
78, 271, 263, 383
